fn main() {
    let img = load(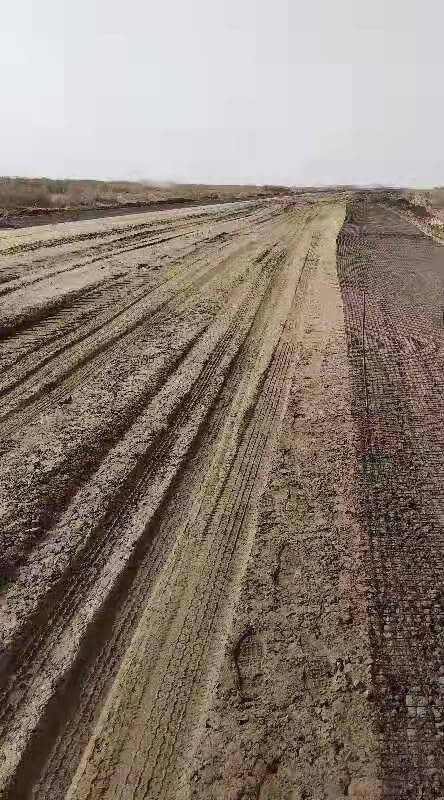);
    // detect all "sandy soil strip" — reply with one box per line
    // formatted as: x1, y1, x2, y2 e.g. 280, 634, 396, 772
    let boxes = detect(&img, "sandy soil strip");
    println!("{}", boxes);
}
188, 205, 382, 800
